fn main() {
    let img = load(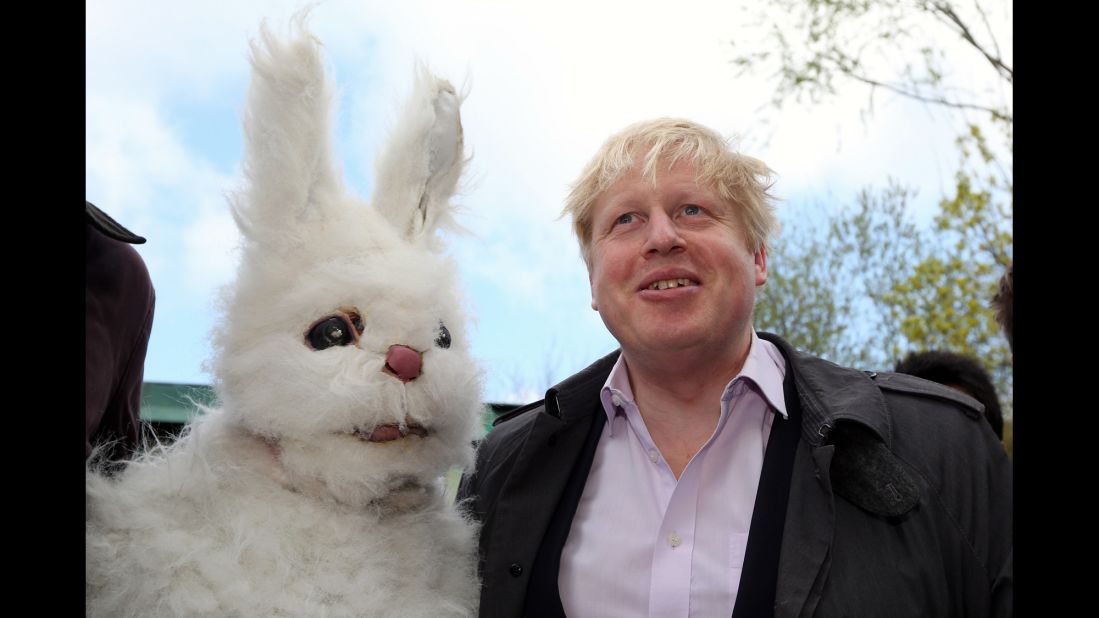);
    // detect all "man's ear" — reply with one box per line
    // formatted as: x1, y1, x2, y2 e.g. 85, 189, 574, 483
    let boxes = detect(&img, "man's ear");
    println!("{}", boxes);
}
755, 243, 768, 287
590, 270, 599, 311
